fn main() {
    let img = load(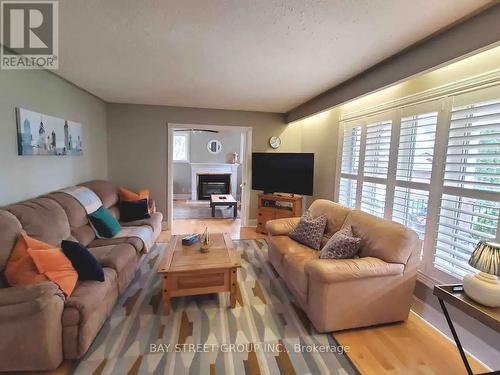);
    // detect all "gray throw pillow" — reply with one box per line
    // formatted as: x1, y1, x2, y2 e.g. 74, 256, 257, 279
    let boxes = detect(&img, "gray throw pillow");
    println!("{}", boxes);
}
319, 226, 361, 259
289, 211, 327, 250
